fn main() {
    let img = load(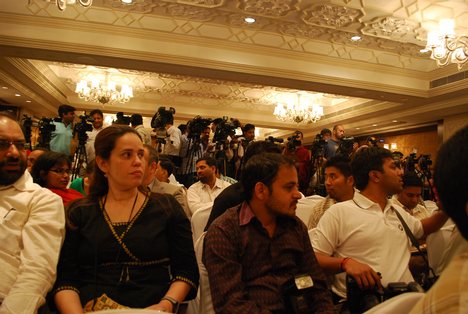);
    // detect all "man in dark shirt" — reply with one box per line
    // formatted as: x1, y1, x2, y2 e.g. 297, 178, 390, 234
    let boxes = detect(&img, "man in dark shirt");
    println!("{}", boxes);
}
204, 153, 333, 313
204, 140, 282, 231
